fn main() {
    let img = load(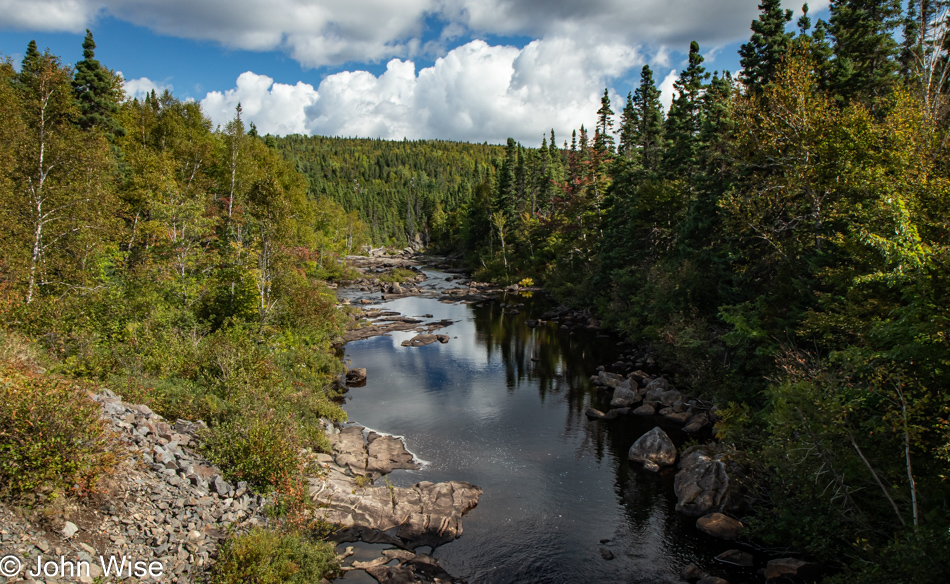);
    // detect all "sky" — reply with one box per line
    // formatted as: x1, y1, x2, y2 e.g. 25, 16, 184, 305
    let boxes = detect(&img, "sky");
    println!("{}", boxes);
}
0, 0, 829, 146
